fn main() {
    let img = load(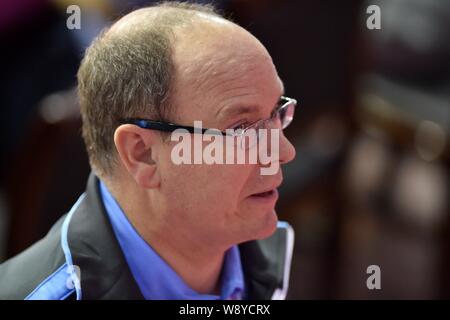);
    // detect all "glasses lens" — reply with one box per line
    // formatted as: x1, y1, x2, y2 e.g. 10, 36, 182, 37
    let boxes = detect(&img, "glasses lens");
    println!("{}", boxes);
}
236, 98, 296, 150
280, 101, 295, 129
238, 128, 258, 150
